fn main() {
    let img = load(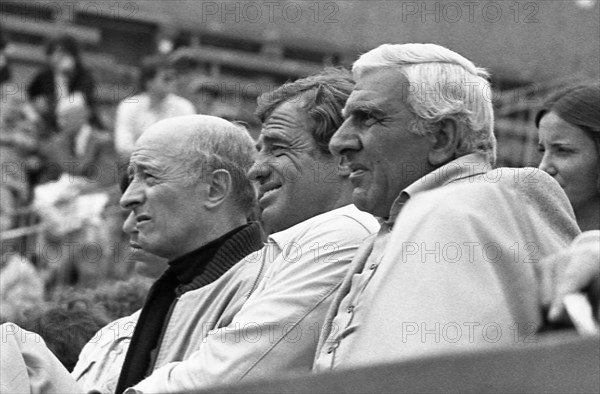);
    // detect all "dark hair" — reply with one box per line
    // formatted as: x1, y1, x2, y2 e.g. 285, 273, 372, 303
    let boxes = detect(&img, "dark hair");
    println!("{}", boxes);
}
45, 35, 83, 75
29, 35, 104, 129
255, 67, 354, 155
535, 83, 600, 146
19, 306, 109, 372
